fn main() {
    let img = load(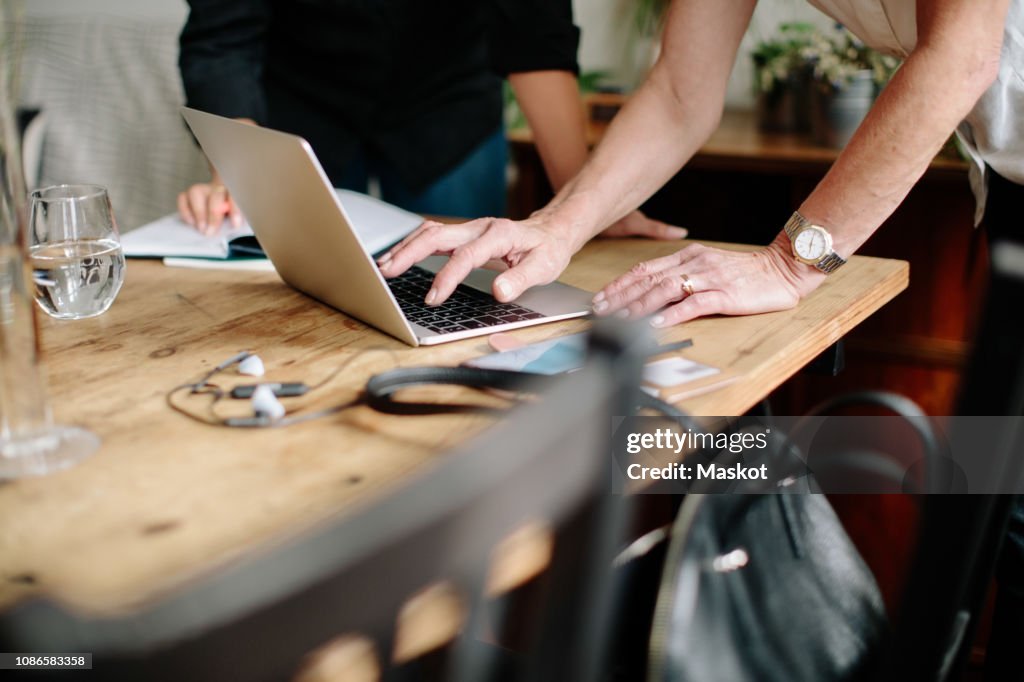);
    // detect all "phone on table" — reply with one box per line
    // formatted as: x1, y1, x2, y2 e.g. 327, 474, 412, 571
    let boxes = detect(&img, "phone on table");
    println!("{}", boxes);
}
462, 333, 589, 375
